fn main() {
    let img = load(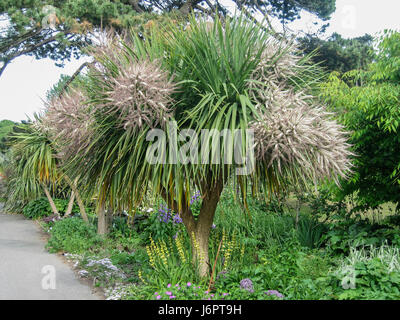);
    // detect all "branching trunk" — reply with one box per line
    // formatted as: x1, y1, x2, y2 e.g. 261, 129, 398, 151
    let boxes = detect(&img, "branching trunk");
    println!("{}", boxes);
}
193, 177, 224, 277
63, 175, 89, 223
163, 176, 224, 278
41, 184, 59, 217
64, 191, 75, 217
